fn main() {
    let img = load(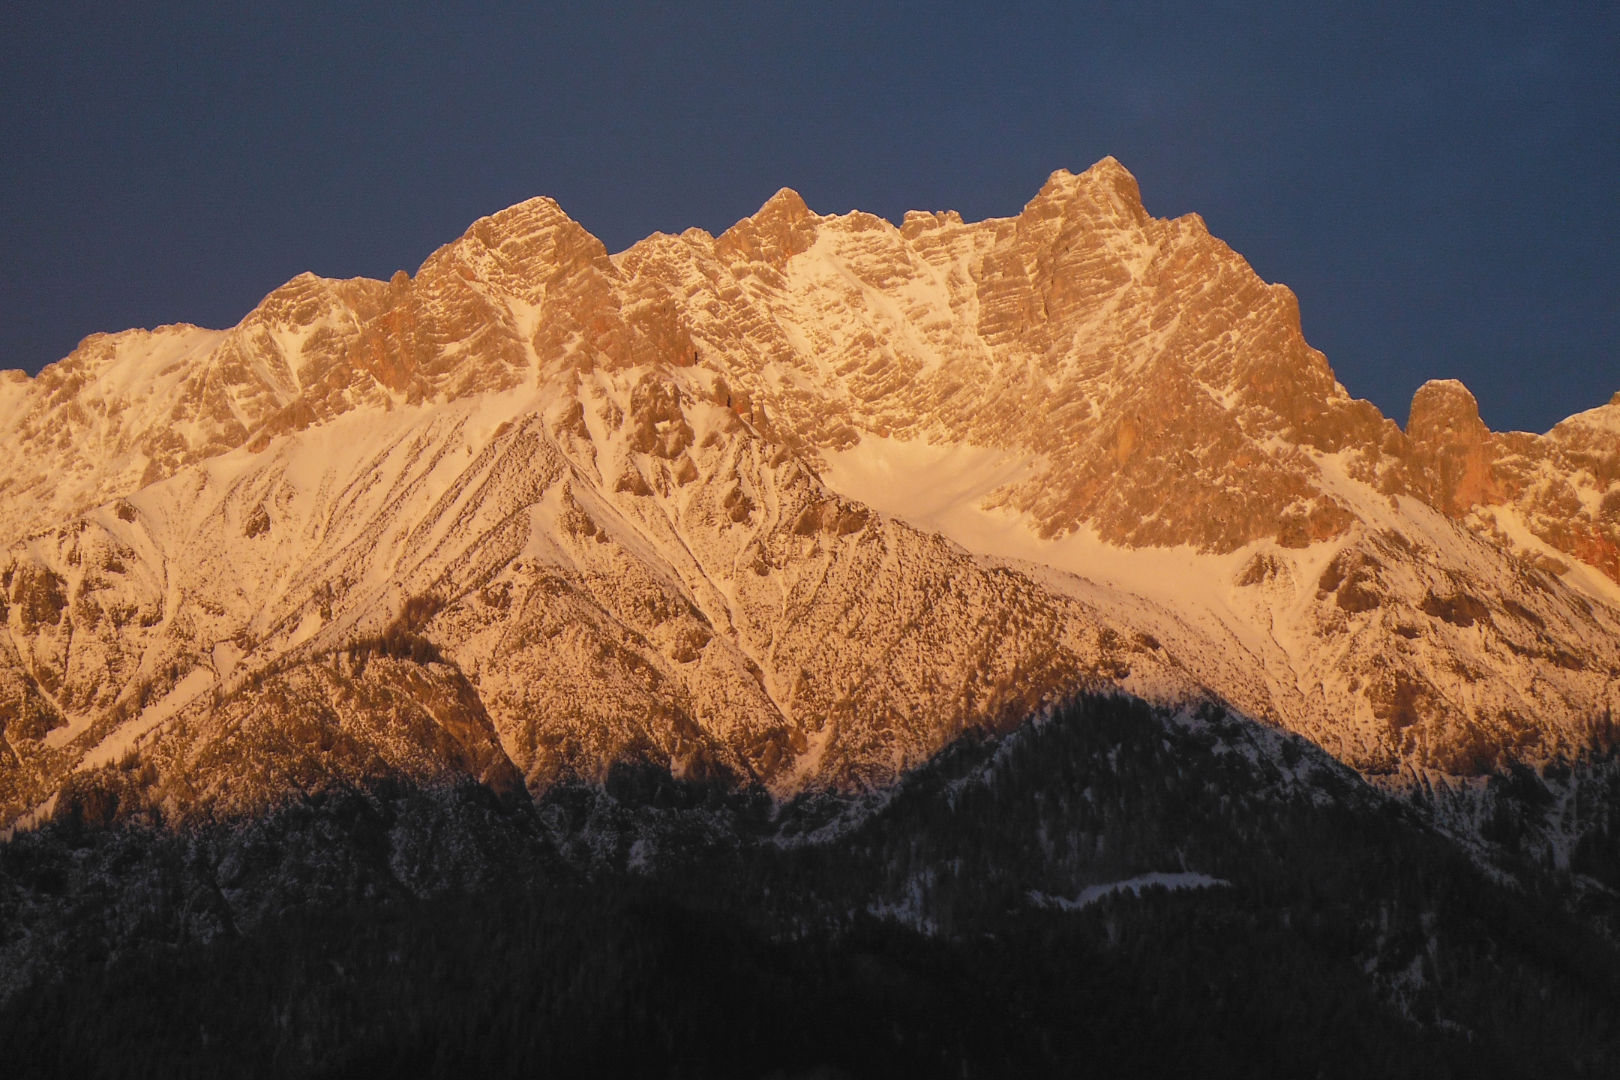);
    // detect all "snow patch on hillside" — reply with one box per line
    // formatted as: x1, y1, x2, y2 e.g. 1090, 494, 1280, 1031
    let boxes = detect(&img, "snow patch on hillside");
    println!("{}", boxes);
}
1029, 872, 1230, 911
818, 435, 1039, 537
820, 433, 1311, 712
78, 667, 216, 772
1488, 503, 1620, 608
